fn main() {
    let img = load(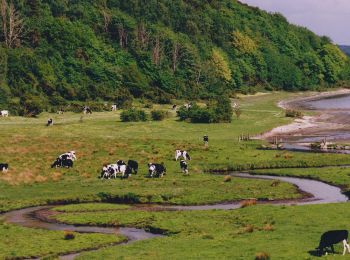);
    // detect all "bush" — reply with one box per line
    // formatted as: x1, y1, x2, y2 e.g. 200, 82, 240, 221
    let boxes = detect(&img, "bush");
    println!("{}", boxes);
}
63, 231, 75, 240
121, 109, 148, 122
151, 110, 168, 121
285, 109, 303, 118
255, 252, 270, 260
20, 94, 46, 117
